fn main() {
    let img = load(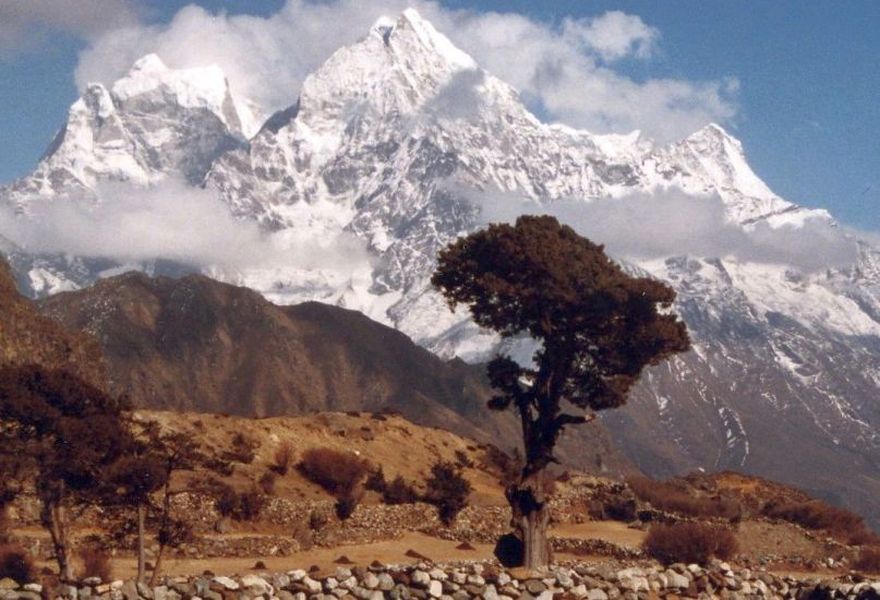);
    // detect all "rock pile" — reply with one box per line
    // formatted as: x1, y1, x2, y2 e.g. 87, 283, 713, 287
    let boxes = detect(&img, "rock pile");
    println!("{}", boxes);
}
3, 561, 880, 600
